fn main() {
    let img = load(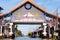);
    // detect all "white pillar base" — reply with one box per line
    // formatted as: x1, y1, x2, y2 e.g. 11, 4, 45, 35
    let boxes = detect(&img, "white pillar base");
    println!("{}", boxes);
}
49, 34, 52, 38
54, 32, 58, 36
0, 34, 2, 36
43, 32, 47, 36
